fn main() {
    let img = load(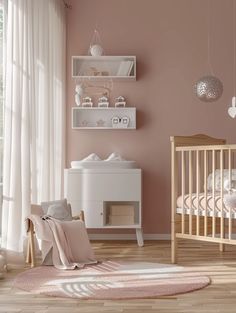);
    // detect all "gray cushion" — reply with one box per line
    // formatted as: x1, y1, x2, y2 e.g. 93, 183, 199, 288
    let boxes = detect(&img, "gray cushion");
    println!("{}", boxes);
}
41, 199, 72, 221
